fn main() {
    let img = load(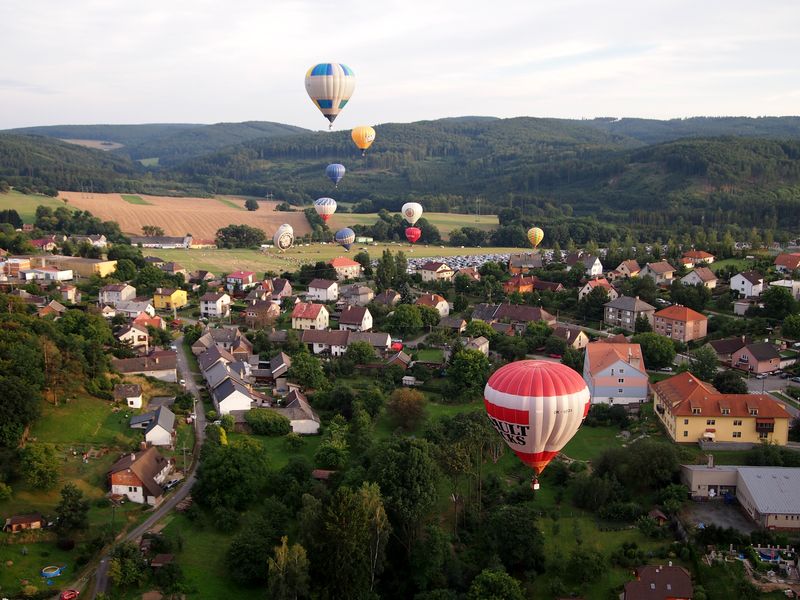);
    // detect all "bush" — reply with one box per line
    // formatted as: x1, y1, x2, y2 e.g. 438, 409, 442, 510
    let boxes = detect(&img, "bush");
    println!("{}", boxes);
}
57, 537, 76, 551
245, 409, 291, 436
0, 481, 12, 501
283, 432, 305, 450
